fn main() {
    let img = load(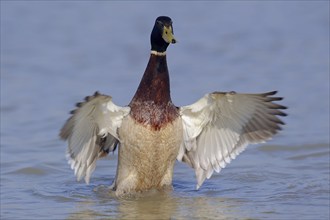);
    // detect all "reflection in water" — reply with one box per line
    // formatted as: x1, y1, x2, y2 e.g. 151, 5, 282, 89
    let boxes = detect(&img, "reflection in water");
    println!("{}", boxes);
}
117, 191, 178, 219
67, 186, 244, 219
